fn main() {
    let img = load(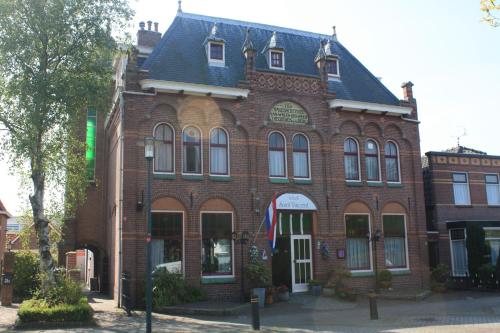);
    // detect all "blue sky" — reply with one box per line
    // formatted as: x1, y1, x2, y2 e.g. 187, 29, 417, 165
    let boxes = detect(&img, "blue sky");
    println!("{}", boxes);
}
0, 0, 498, 214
